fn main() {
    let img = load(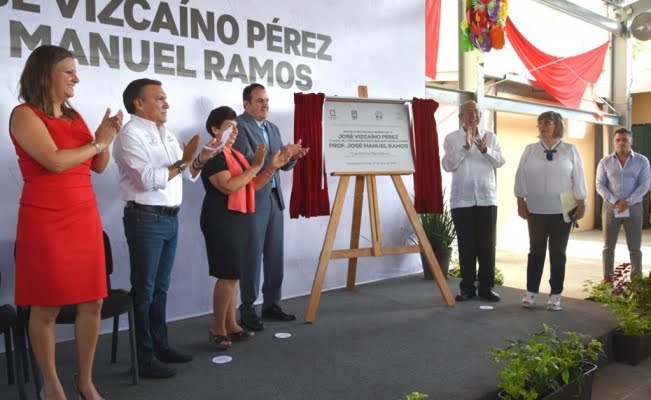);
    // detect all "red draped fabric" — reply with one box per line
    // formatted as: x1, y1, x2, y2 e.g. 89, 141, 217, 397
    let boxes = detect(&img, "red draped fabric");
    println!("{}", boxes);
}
425, 0, 442, 80
412, 98, 443, 214
505, 18, 609, 112
289, 93, 330, 218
